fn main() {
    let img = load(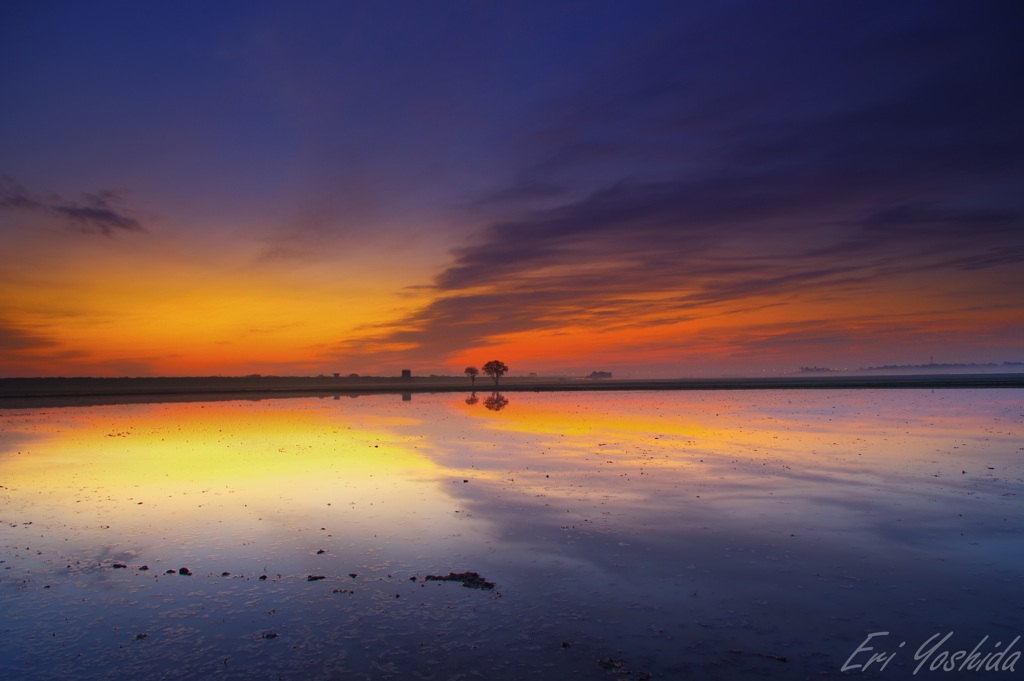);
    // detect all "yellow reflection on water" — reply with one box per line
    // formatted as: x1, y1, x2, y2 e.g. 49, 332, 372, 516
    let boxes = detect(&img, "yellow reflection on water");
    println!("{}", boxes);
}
441, 388, 1023, 526
452, 390, 820, 472
0, 399, 449, 536
3, 390, 1018, 542
454, 389, 1003, 468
